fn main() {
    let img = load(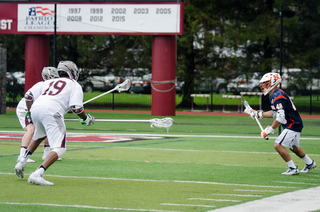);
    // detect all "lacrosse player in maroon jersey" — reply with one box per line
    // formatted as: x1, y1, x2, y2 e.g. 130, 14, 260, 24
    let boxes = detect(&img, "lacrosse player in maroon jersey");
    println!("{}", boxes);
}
245, 72, 316, 175
16, 67, 60, 163
14, 61, 95, 185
